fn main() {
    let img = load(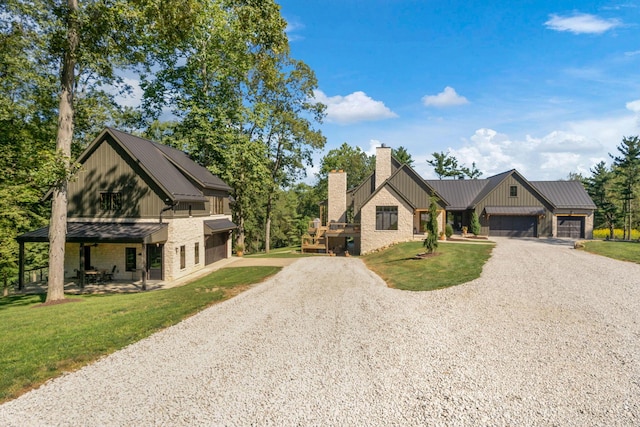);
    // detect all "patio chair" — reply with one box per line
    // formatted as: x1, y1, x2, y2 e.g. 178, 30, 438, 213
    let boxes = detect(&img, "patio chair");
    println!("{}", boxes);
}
103, 265, 117, 282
